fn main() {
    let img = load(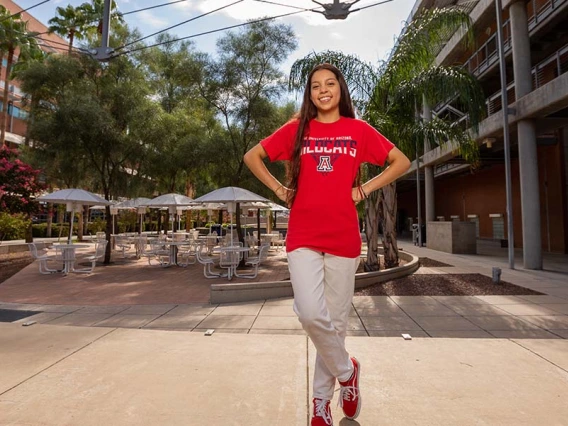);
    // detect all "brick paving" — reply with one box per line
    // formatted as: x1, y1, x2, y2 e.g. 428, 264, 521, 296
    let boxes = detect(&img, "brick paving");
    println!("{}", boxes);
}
1, 241, 567, 339
0, 244, 289, 305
